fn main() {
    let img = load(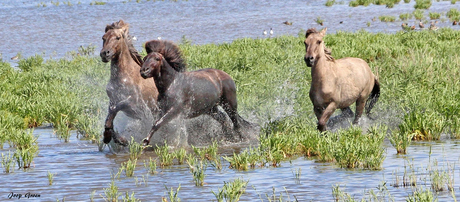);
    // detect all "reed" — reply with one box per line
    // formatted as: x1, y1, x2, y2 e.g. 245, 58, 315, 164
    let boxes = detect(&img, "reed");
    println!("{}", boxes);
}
325, 0, 336, 7
187, 159, 207, 186
1, 151, 14, 173
128, 137, 143, 160
12, 130, 39, 169
122, 192, 140, 202
406, 187, 435, 202
315, 17, 324, 26
121, 159, 137, 177
379, 15, 396, 22
212, 178, 248, 202
414, 0, 432, 9
388, 129, 413, 154
173, 148, 187, 165
47, 170, 55, 185
163, 184, 181, 202
399, 13, 412, 21
102, 179, 121, 202
429, 12, 441, 20
155, 142, 174, 167
143, 157, 157, 174
413, 9, 425, 20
